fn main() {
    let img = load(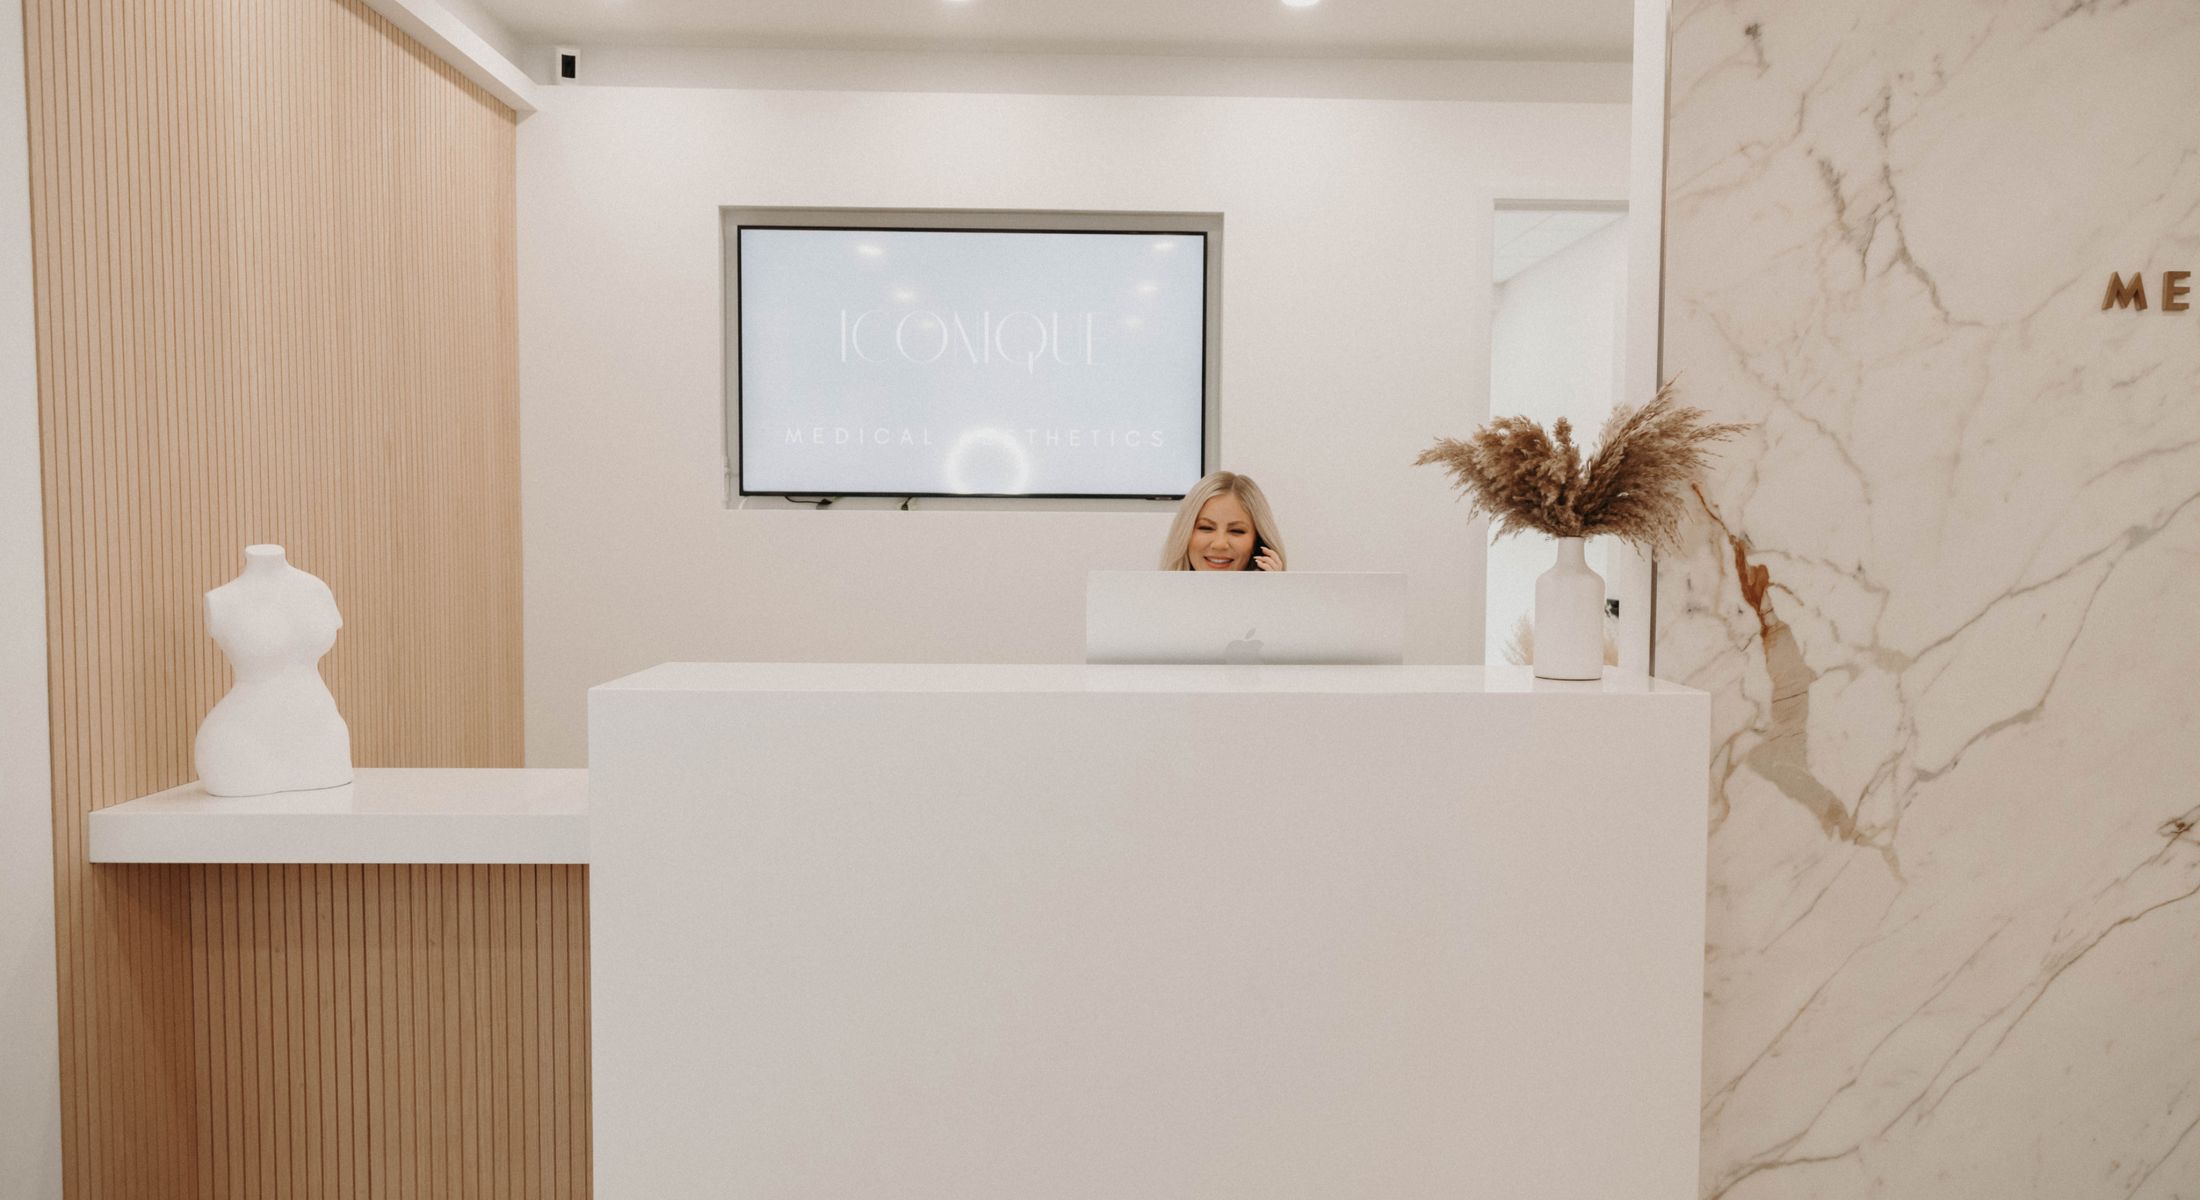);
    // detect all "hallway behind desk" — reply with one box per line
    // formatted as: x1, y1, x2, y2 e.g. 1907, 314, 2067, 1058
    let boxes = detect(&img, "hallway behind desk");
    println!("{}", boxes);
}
515, 80, 1634, 764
